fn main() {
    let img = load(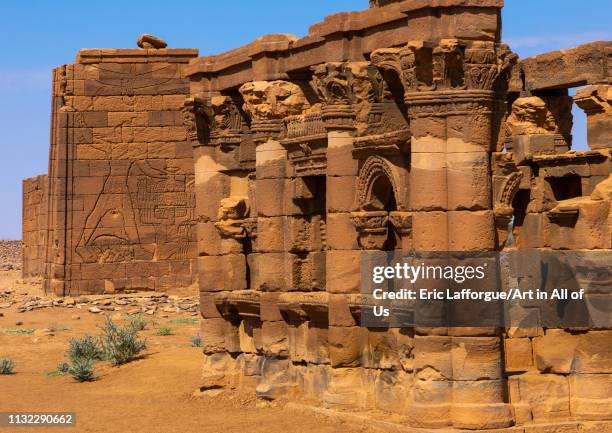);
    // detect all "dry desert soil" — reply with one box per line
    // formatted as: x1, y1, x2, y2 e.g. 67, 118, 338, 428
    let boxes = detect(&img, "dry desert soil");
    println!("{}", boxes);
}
0, 269, 394, 433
